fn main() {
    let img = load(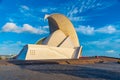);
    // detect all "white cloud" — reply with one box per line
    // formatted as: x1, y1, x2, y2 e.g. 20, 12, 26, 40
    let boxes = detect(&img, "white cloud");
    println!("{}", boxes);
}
76, 25, 94, 35
21, 5, 29, 10
82, 35, 120, 55
79, 5, 84, 13
96, 25, 116, 34
22, 24, 49, 34
67, 0, 117, 23
22, 24, 39, 33
106, 50, 115, 54
2, 22, 48, 34
41, 8, 48, 12
8, 18, 14, 22
42, 26, 49, 29
2, 23, 20, 33
69, 16, 86, 21
88, 40, 109, 46
76, 25, 117, 35
0, 41, 26, 55
67, 0, 101, 16
72, 7, 78, 14
19, 5, 33, 17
